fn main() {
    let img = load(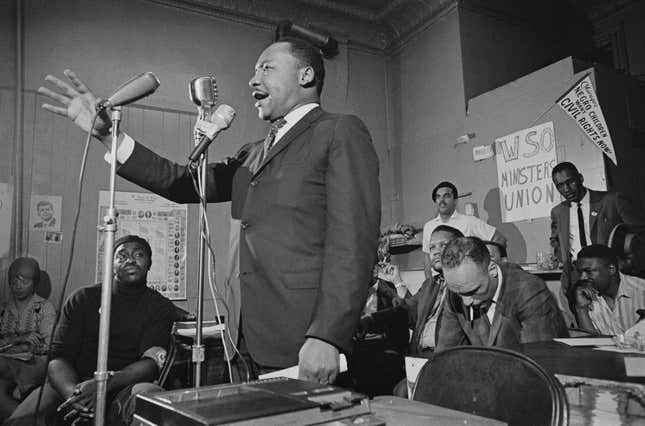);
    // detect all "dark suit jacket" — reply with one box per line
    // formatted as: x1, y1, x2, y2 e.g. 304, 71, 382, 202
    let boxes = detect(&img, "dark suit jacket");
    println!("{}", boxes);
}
436, 263, 568, 350
406, 275, 444, 353
550, 189, 645, 294
366, 275, 444, 354
117, 107, 381, 367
